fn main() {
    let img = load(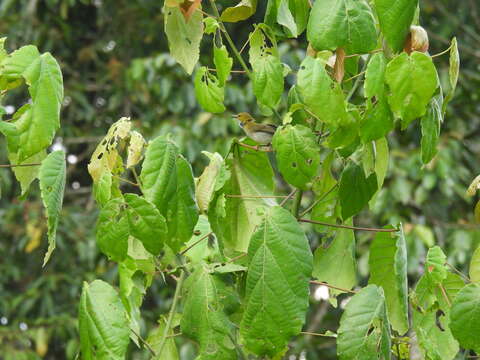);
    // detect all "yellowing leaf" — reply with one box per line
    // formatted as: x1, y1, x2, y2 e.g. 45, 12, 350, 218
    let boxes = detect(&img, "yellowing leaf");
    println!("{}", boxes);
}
126, 130, 145, 168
